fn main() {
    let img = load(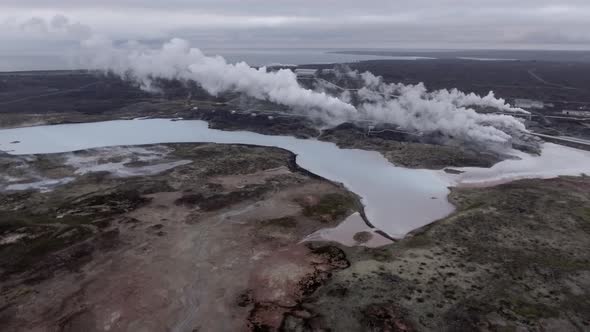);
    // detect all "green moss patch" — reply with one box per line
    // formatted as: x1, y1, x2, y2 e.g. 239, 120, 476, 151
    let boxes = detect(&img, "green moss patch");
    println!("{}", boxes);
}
301, 193, 356, 222
0, 225, 93, 275
403, 234, 433, 248
507, 299, 559, 320
175, 185, 269, 211
575, 207, 590, 233
257, 216, 298, 228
